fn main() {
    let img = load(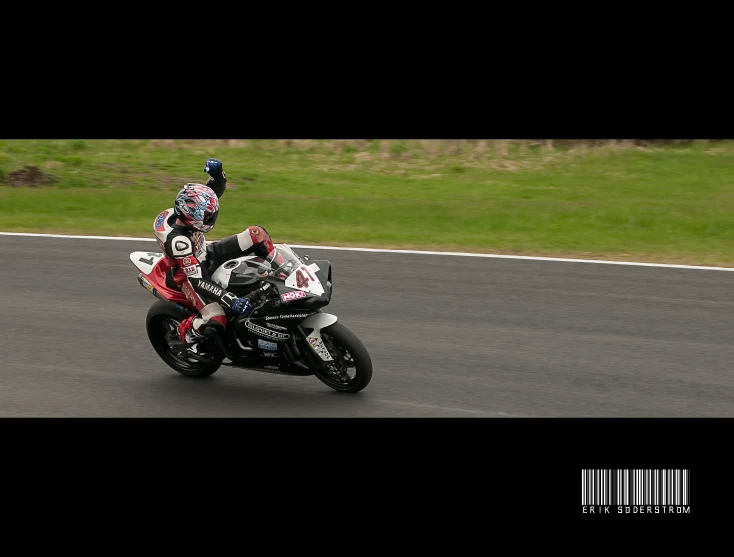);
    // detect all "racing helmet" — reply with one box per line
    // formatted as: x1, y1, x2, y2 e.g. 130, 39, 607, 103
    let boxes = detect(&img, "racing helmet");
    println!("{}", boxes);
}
173, 183, 220, 233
